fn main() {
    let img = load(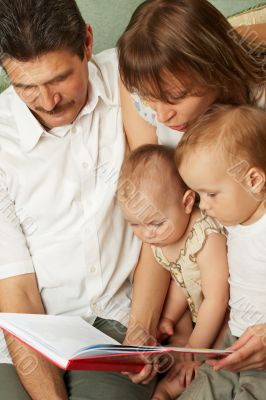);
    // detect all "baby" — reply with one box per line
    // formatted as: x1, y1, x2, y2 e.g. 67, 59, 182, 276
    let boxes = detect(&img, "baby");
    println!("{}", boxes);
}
176, 104, 266, 400
117, 144, 229, 399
